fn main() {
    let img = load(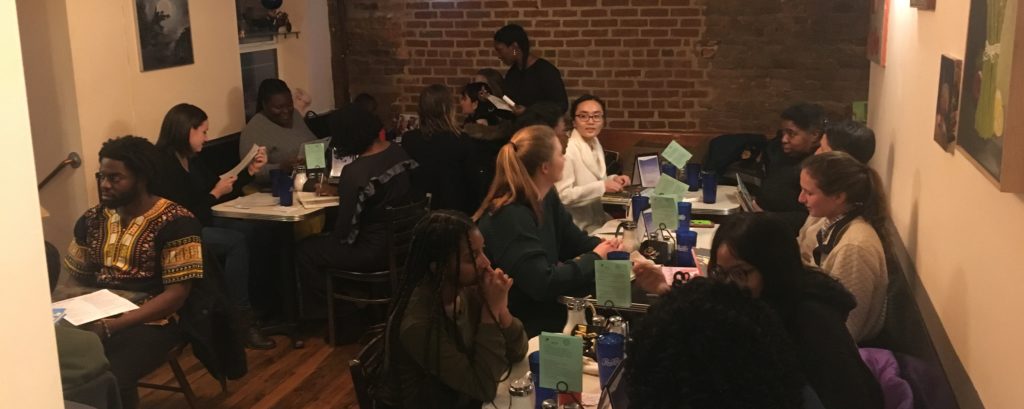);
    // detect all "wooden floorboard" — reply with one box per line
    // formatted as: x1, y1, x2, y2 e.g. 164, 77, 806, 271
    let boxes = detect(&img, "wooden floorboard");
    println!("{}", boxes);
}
138, 330, 361, 409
